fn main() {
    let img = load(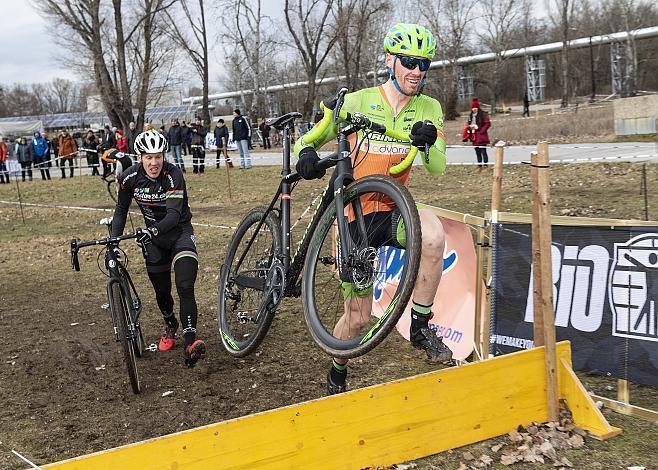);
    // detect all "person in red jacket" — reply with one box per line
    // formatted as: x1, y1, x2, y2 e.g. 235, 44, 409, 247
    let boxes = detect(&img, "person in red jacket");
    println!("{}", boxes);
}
0, 136, 8, 184
467, 98, 491, 170
116, 129, 128, 153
